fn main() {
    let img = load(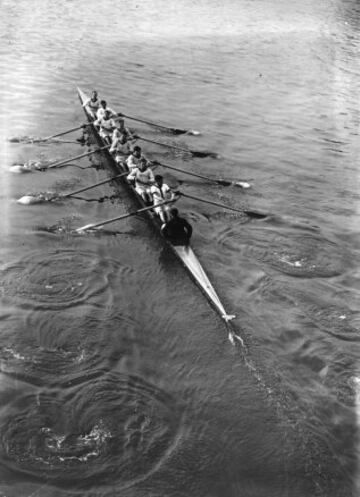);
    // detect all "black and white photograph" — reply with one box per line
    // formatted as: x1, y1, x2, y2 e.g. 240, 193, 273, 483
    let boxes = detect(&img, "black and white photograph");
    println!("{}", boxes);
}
0, 0, 359, 496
